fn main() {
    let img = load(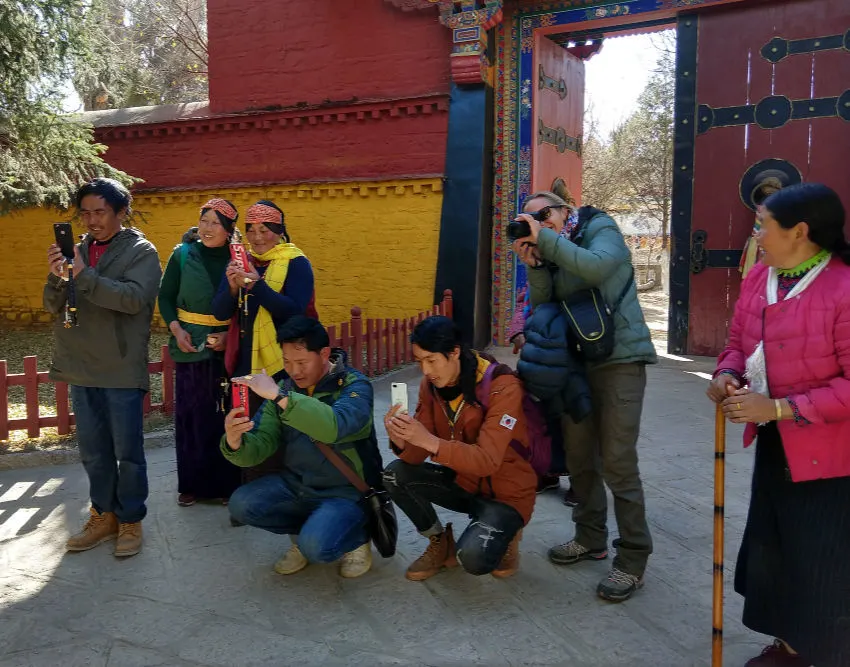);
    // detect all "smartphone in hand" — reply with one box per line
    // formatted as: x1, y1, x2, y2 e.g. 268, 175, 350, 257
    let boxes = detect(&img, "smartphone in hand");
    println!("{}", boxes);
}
232, 384, 249, 412
53, 223, 75, 260
390, 382, 409, 414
